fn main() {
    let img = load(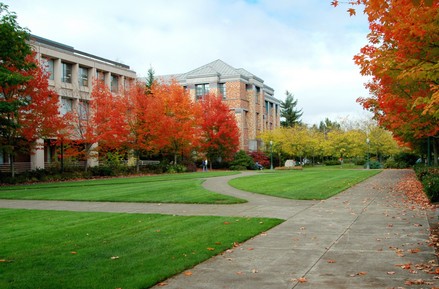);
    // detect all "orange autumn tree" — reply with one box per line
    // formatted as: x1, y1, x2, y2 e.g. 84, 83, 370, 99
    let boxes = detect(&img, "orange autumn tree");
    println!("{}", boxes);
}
152, 80, 202, 165
90, 80, 131, 153
199, 93, 240, 166
333, 0, 439, 163
125, 81, 164, 171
